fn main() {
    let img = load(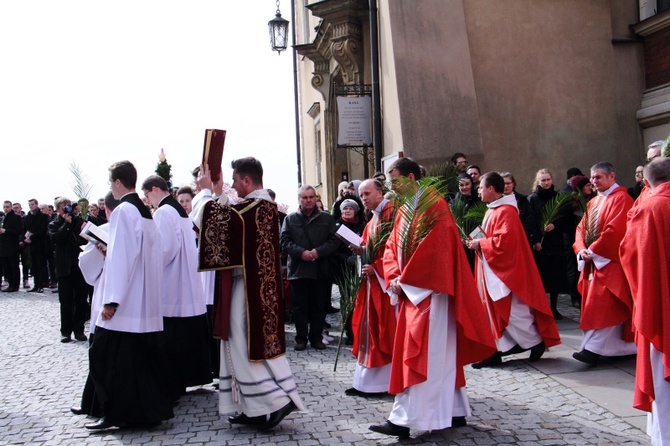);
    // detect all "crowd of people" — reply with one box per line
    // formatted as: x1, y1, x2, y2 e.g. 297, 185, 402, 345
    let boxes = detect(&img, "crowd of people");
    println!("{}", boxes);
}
0, 140, 668, 444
